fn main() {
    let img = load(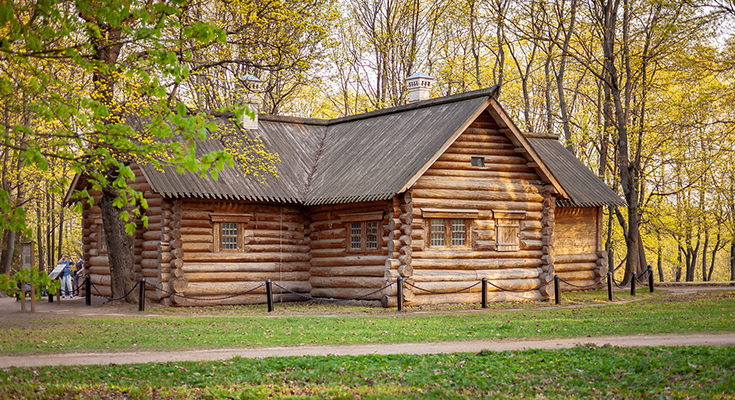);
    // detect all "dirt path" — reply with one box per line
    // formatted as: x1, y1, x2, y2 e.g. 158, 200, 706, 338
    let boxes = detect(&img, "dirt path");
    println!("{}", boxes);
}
2, 333, 734, 368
